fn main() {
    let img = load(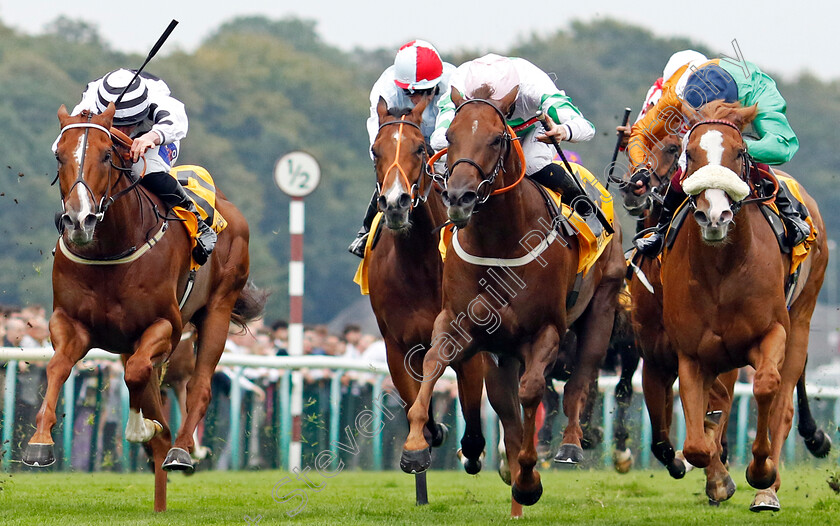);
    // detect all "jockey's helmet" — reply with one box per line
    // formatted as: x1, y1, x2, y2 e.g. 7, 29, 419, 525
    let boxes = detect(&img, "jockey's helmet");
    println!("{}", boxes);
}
463, 54, 520, 101
393, 40, 444, 92
662, 50, 708, 81
95, 69, 150, 126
